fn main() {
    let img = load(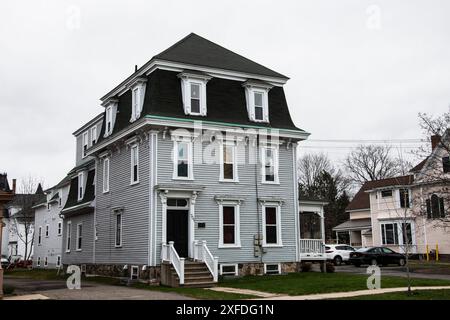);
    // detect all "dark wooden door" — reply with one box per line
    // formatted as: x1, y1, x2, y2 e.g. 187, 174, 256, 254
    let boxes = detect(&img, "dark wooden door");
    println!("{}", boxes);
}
166, 210, 188, 257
